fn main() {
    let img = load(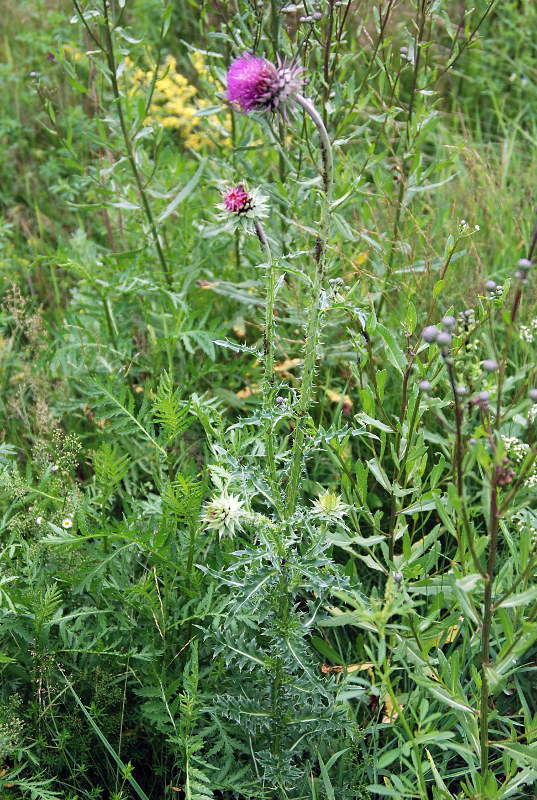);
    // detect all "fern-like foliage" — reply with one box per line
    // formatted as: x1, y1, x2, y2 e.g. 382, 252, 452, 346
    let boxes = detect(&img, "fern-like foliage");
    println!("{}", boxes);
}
91, 378, 165, 456
179, 640, 215, 800
162, 473, 203, 526
93, 442, 130, 501
152, 371, 192, 443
